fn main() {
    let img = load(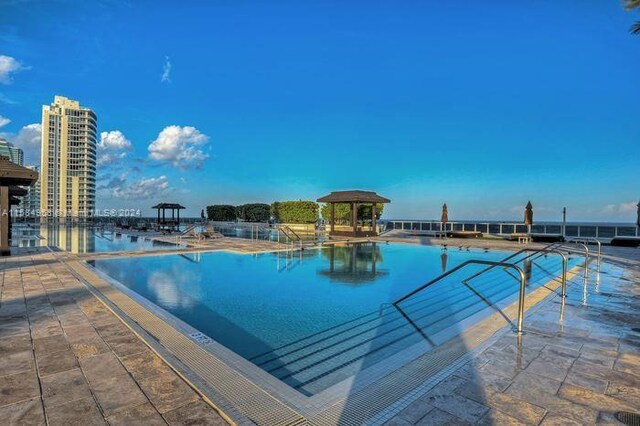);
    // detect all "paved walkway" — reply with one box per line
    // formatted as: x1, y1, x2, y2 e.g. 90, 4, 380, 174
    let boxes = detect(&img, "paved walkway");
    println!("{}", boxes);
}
0, 248, 228, 425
